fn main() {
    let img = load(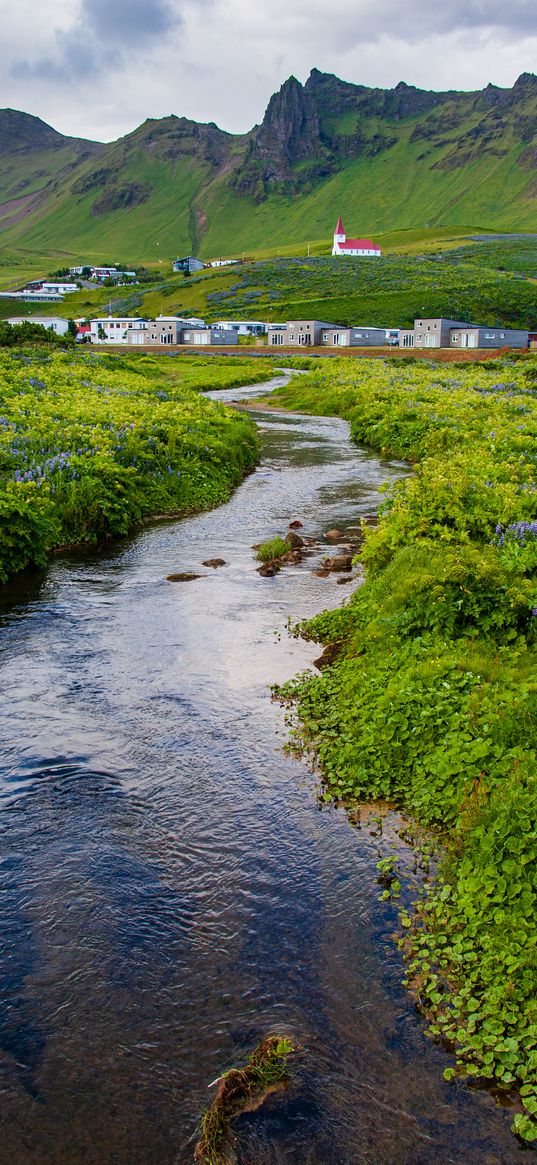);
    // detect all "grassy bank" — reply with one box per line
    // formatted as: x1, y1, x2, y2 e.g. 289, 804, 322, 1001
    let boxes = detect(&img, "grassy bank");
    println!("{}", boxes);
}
270, 355, 537, 1141
0, 349, 268, 584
